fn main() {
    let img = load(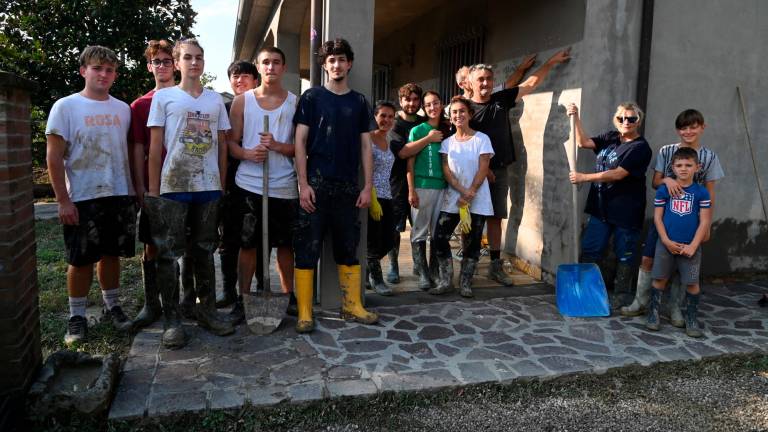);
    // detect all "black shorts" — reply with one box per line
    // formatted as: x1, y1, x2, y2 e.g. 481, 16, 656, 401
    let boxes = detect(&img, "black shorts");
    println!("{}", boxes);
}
138, 207, 153, 245
63, 196, 137, 266
235, 185, 297, 249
